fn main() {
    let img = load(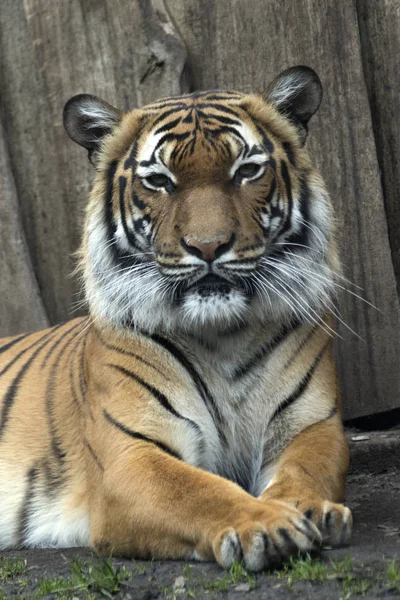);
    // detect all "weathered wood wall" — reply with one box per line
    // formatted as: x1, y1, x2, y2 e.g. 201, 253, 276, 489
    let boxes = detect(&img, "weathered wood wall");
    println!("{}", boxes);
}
0, 0, 399, 421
